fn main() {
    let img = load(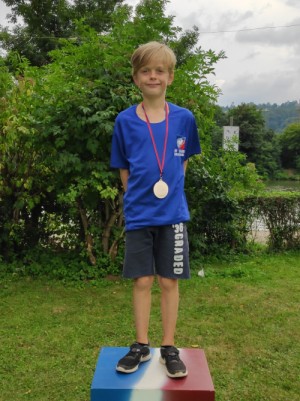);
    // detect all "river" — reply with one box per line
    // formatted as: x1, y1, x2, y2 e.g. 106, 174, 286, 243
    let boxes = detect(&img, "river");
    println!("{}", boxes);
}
251, 180, 299, 243
265, 180, 300, 192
